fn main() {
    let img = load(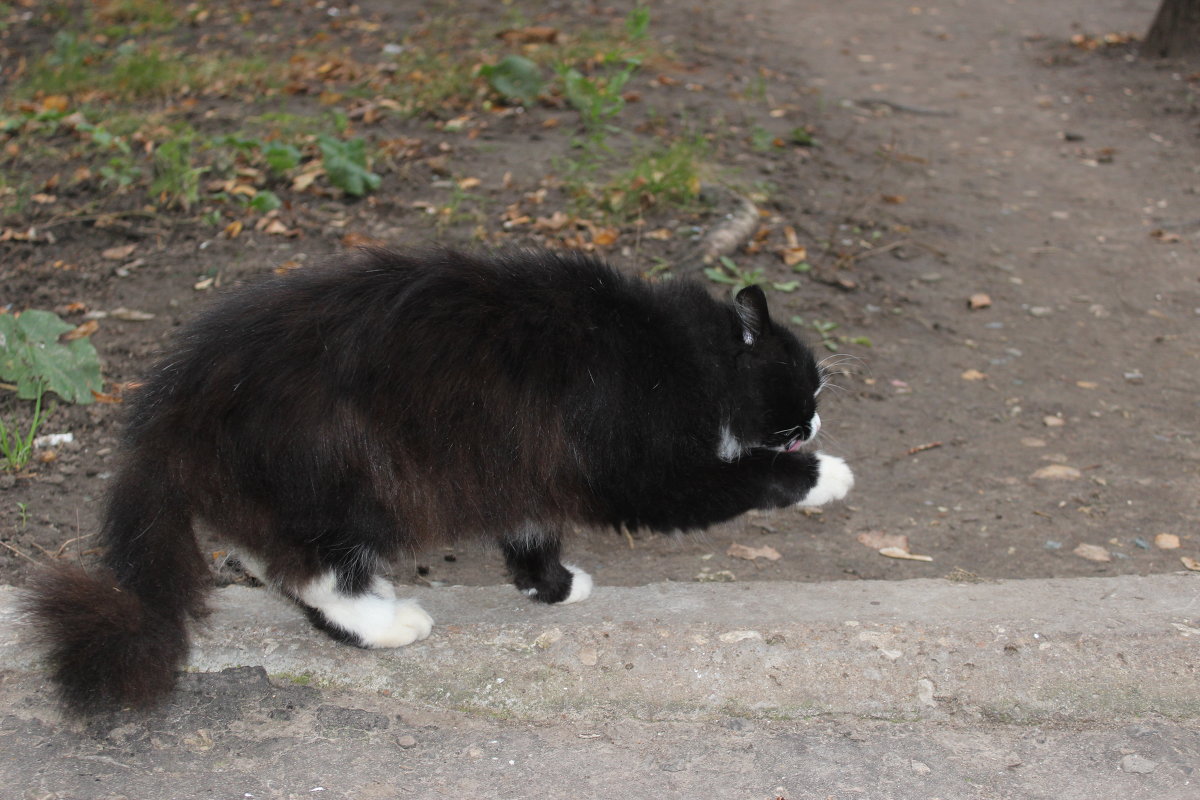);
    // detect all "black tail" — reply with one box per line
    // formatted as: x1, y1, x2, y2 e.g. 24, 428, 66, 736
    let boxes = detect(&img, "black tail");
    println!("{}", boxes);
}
23, 457, 209, 715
